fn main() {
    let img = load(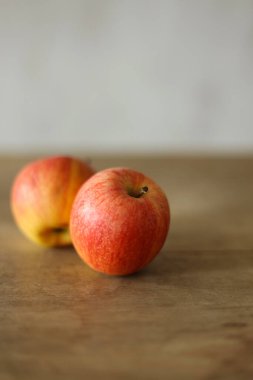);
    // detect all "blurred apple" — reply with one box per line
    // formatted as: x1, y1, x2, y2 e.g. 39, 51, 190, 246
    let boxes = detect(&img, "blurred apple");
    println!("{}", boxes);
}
70, 167, 170, 275
11, 155, 94, 247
